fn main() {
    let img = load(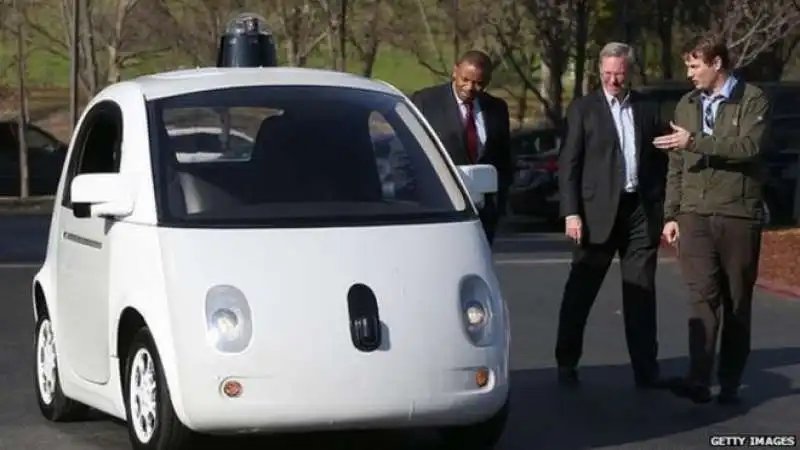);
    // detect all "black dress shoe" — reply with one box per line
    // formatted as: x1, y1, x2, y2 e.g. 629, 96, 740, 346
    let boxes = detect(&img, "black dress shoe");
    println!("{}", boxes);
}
666, 377, 712, 403
717, 388, 743, 406
557, 367, 580, 386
